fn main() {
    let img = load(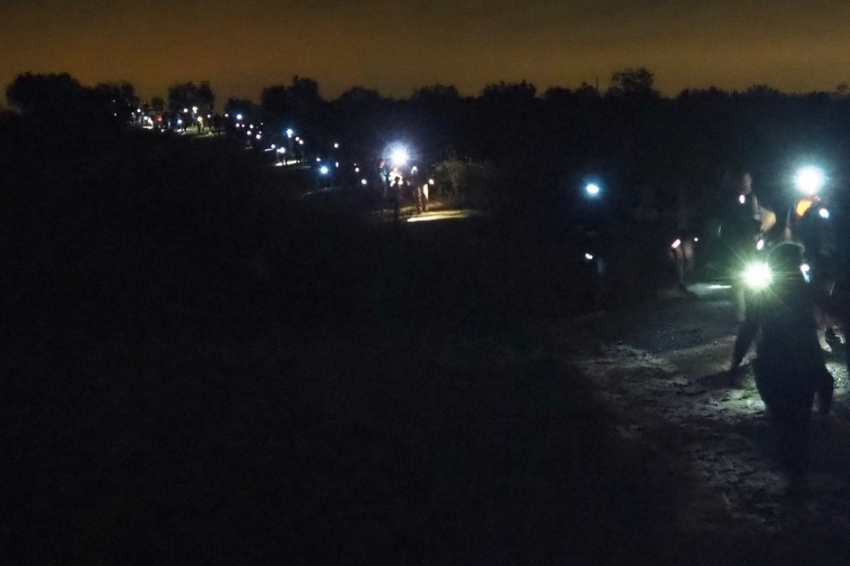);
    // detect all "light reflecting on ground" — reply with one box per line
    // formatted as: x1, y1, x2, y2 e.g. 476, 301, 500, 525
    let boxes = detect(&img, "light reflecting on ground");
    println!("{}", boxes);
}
406, 210, 475, 223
